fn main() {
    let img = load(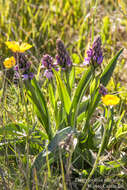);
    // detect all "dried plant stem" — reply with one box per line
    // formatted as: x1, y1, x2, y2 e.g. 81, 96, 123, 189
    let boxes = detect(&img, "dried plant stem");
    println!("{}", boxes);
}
59, 149, 67, 190
82, 125, 107, 190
